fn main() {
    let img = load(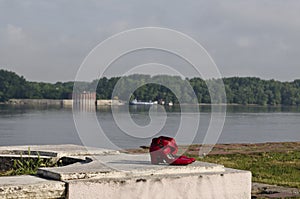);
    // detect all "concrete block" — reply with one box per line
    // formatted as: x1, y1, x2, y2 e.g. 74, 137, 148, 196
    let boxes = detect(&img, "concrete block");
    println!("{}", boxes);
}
37, 154, 224, 181
0, 146, 252, 198
96, 100, 125, 106
67, 168, 251, 199
62, 100, 73, 107
38, 153, 251, 199
0, 144, 119, 159
0, 175, 65, 199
